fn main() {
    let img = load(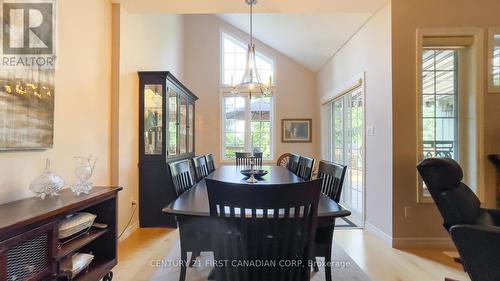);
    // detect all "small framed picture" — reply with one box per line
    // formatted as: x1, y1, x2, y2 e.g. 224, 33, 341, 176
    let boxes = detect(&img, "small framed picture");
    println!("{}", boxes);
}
282, 119, 312, 143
